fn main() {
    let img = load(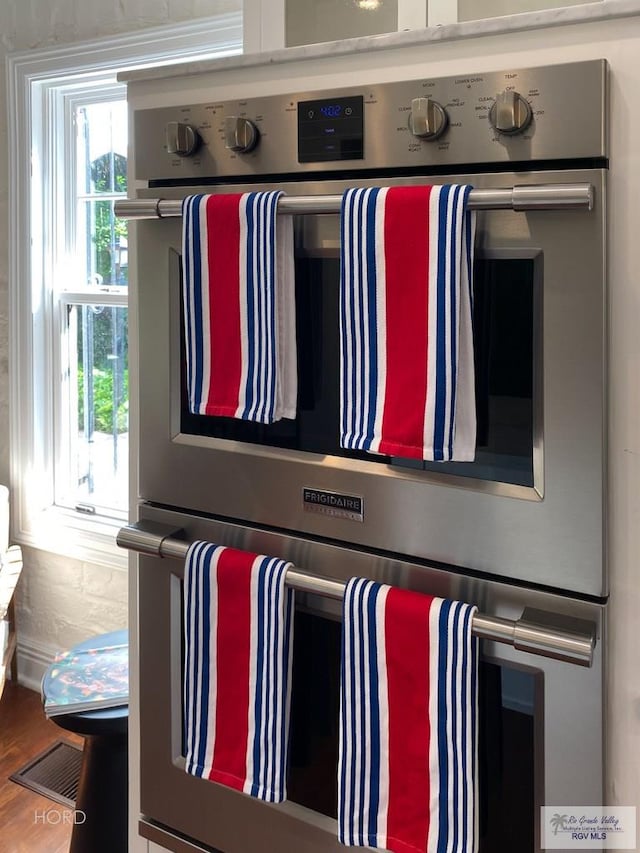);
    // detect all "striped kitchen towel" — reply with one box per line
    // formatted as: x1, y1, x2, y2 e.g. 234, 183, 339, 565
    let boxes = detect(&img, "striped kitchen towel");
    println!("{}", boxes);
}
183, 541, 295, 802
182, 191, 297, 423
338, 578, 478, 853
340, 185, 476, 461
